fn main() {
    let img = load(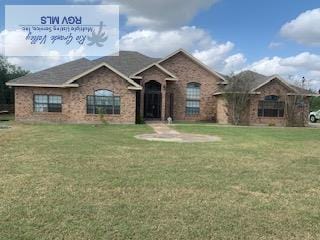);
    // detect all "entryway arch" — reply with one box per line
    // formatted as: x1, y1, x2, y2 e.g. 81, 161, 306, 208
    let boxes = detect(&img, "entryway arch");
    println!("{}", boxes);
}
144, 80, 162, 119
